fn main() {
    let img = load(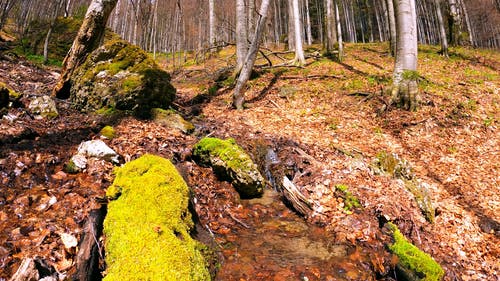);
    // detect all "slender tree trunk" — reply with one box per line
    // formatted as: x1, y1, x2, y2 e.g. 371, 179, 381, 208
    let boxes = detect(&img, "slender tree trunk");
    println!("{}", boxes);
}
209, 0, 216, 50
287, 0, 295, 50
44, 0, 64, 64
335, 0, 343, 61
304, 0, 313, 45
325, 0, 337, 53
386, 0, 396, 56
391, 0, 419, 111
233, 0, 271, 110
236, 0, 248, 72
447, 0, 461, 45
434, 0, 448, 56
52, 0, 118, 98
292, 0, 306, 65
248, 0, 255, 41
